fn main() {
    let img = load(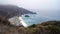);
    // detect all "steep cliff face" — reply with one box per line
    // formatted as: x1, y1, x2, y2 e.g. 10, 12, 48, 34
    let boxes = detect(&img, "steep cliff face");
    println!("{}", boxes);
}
8, 16, 22, 26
